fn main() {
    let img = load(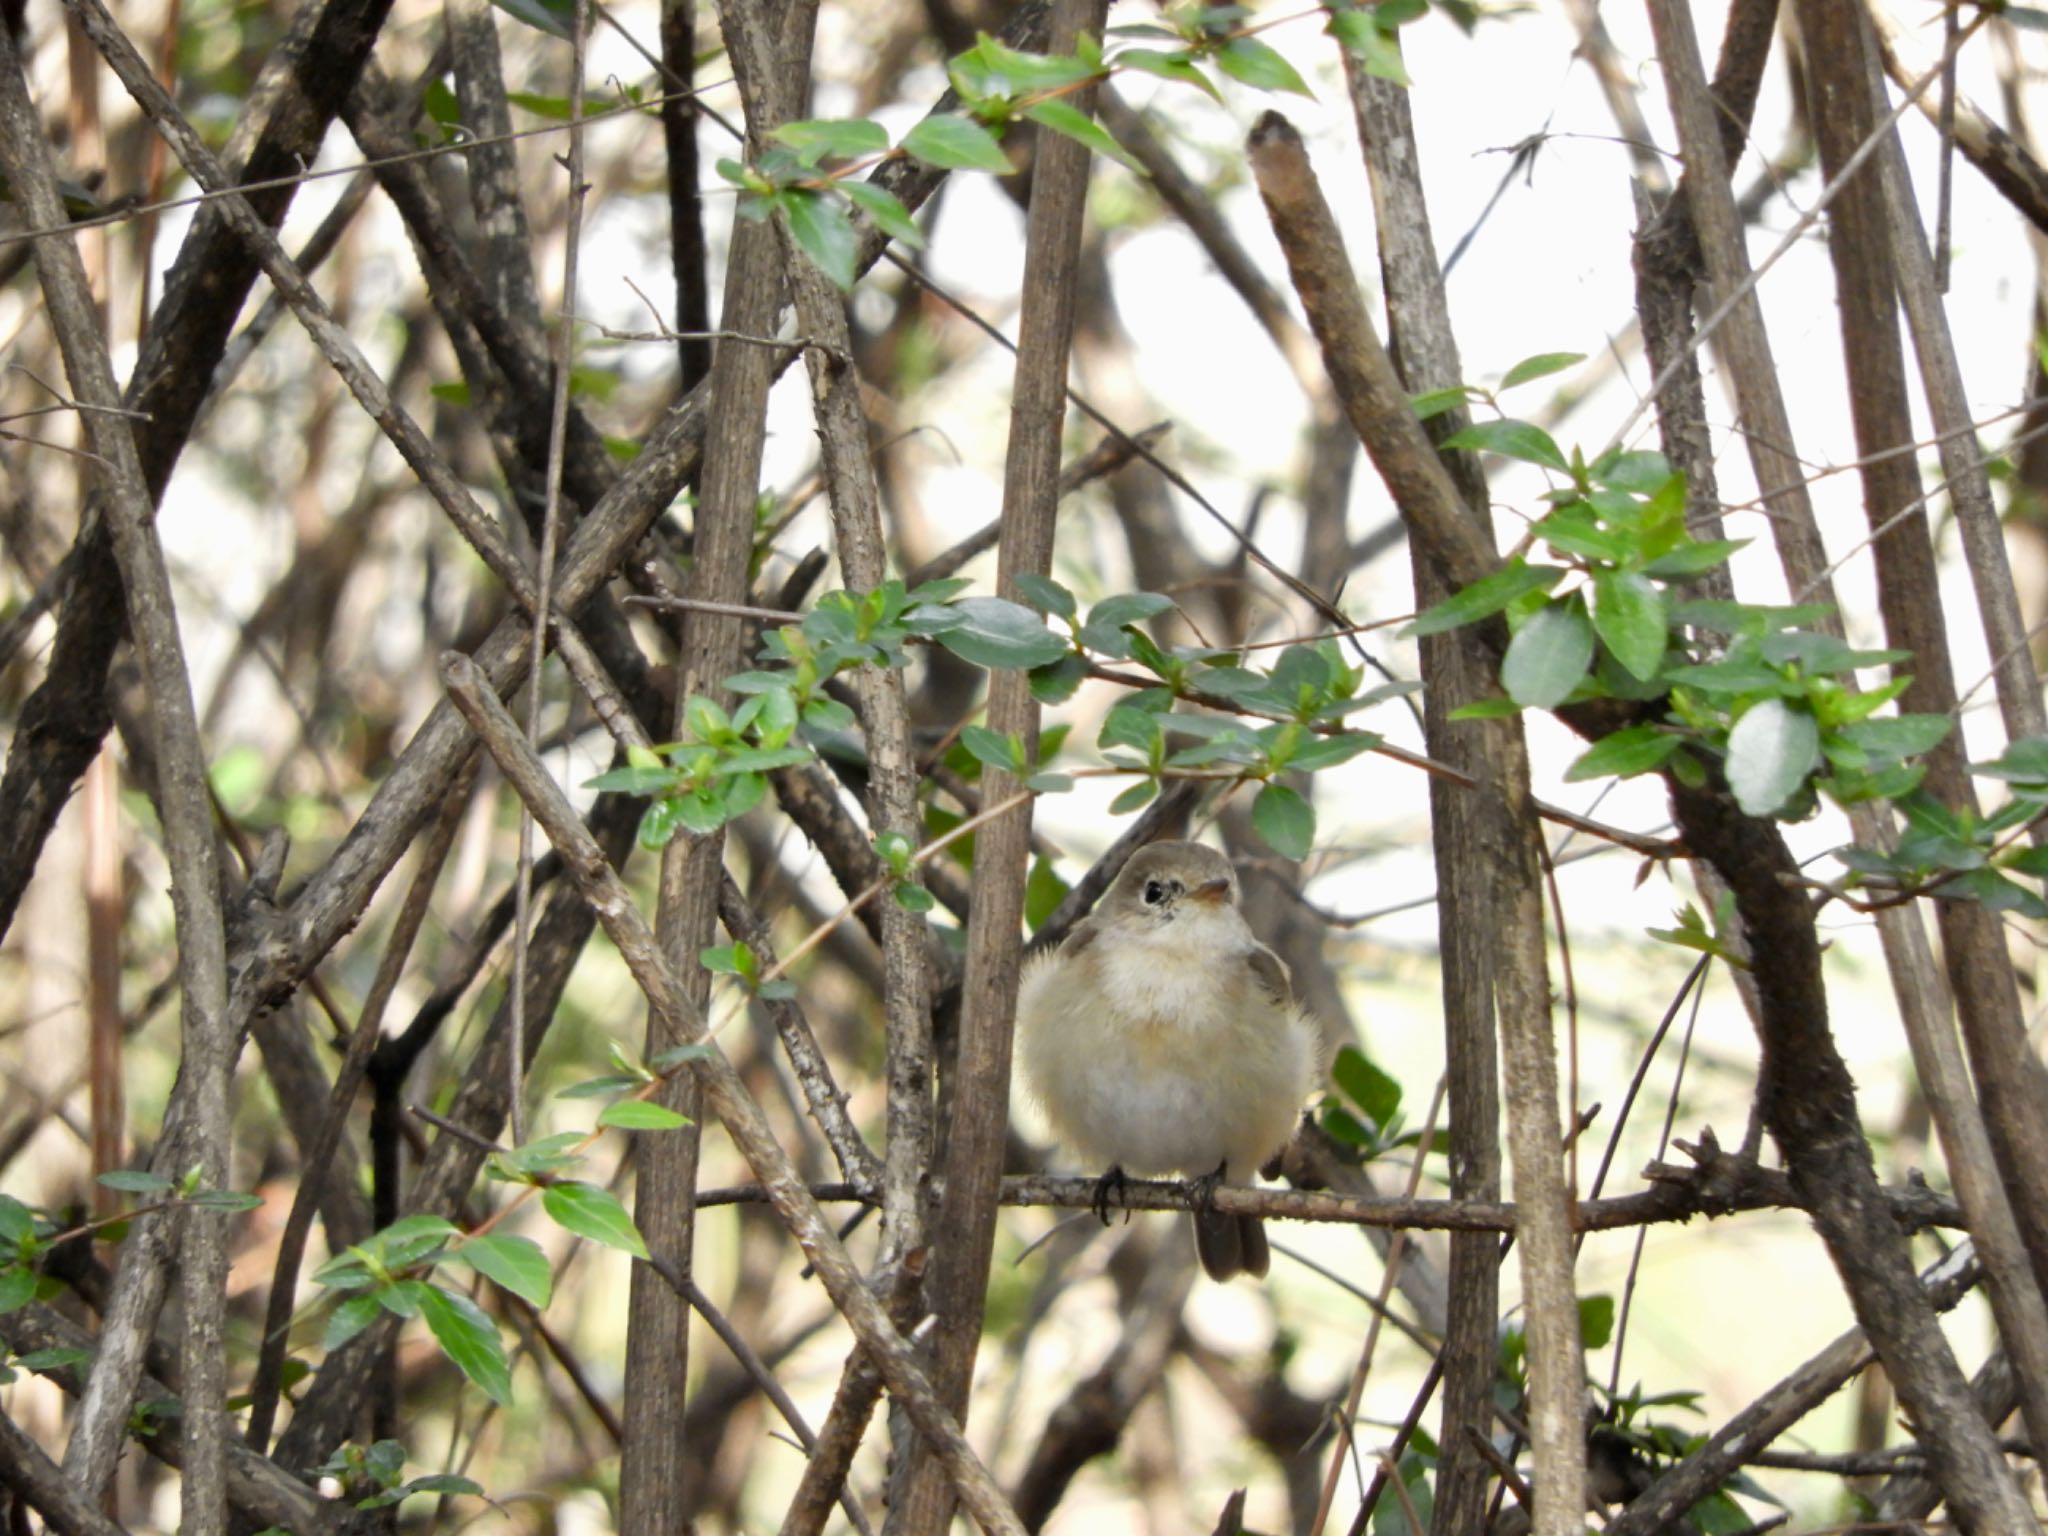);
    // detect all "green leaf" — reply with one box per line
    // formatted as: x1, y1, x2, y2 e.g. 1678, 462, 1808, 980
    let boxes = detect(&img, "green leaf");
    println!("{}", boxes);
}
711, 746, 813, 775
585, 764, 681, 796
598, 1100, 692, 1132
1447, 696, 1521, 720
901, 113, 1013, 172
1640, 538, 1748, 580
1979, 734, 2048, 787
839, 181, 927, 248
455, 1234, 553, 1310
1112, 47, 1222, 101
14, 1346, 89, 1375
782, 190, 859, 290
1025, 856, 1070, 932
772, 117, 889, 166
960, 724, 1024, 772
1023, 98, 1147, 175
97, 1170, 174, 1195
1501, 599, 1595, 709
1725, 699, 1820, 817
1013, 572, 1076, 619
417, 1284, 513, 1405
1406, 561, 1563, 637
541, 1181, 650, 1260
1592, 570, 1668, 682
187, 1189, 264, 1212
671, 784, 731, 835
1440, 418, 1568, 473
893, 881, 937, 913
1108, 778, 1158, 814
0, 1268, 37, 1315
1500, 351, 1585, 390
0, 1197, 34, 1245
1578, 1293, 1616, 1349
321, 1292, 385, 1351
933, 597, 1071, 670
1411, 384, 1481, 421
1590, 449, 1674, 493
1758, 630, 1907, 675
488, 0, 572, 39
491, 1132, 586, 1181
1288, 731, 1379, 772
1029, 654, 1088, 705
700, 942, 746, 976
1252, 782, 1314, 861
1331, 1046, 1401, 1129
1837, 714, 1952, 761
1564, 726, 1680, 782
1078, 591, 1177, 655
1214, 36, 1312, 96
